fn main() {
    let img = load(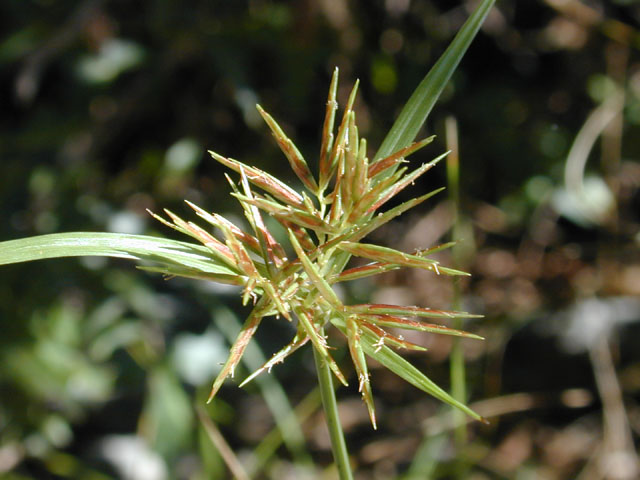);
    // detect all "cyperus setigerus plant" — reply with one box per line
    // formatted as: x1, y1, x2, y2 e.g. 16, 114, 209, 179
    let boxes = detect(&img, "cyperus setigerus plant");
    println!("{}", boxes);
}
0, 2, 495, 475
148, 68, 484, 429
